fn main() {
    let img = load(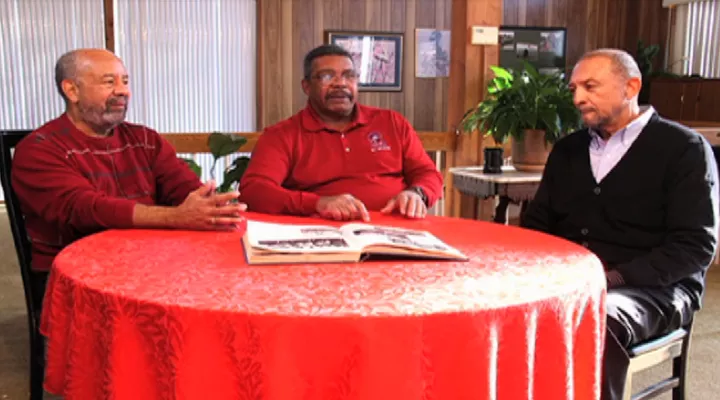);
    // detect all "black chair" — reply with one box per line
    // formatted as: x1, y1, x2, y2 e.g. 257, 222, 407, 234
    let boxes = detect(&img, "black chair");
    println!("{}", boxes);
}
0, 129, 46, 400
623, 319, 694, 400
